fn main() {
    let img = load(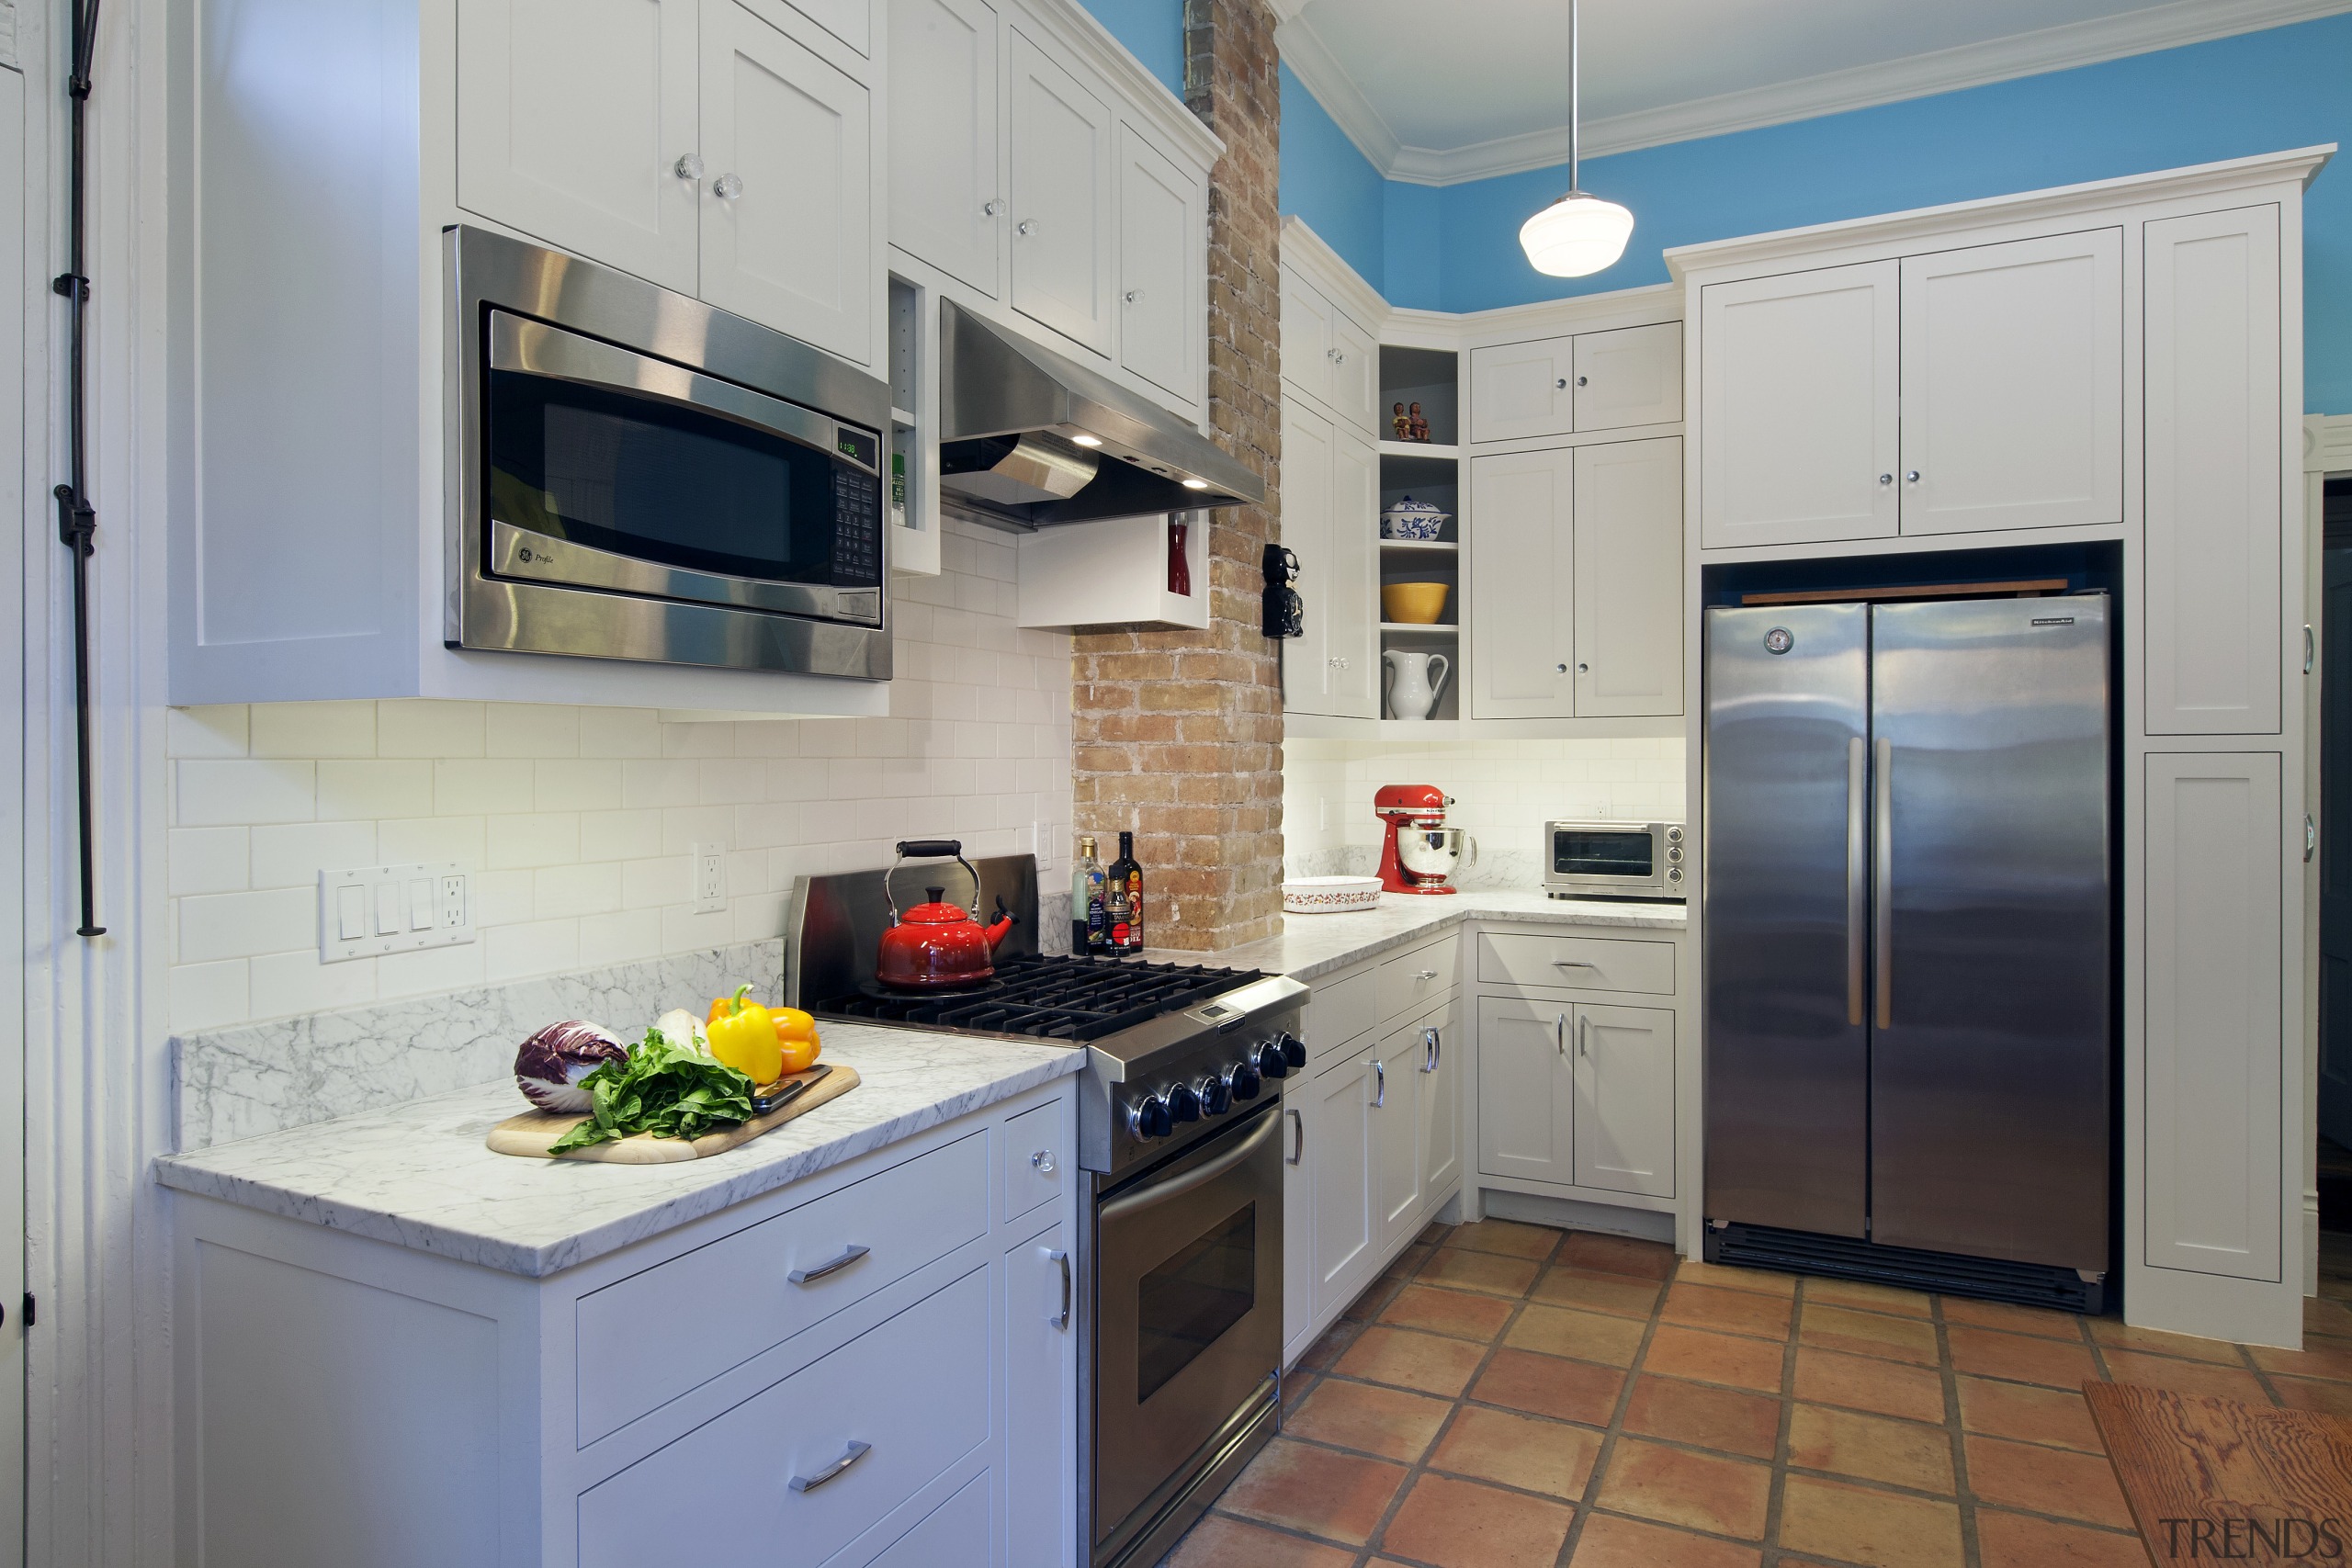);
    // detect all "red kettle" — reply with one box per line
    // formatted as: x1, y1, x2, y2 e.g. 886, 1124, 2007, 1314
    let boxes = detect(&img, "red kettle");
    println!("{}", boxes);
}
877, 840, 1015, 989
